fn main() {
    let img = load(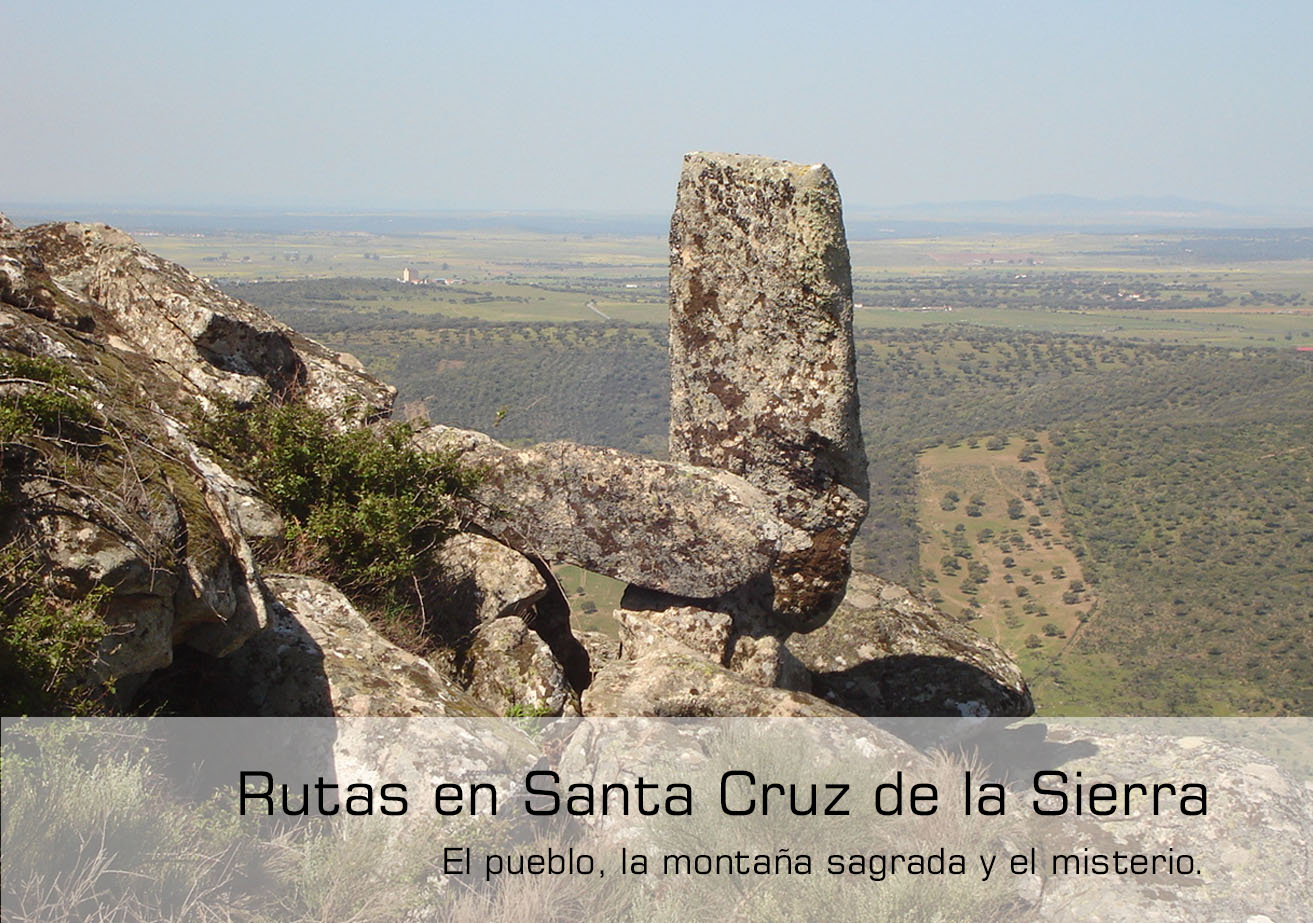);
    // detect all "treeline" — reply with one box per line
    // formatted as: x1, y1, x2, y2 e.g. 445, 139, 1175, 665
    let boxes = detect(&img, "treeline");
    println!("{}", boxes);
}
1115, 231, 1313, 263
